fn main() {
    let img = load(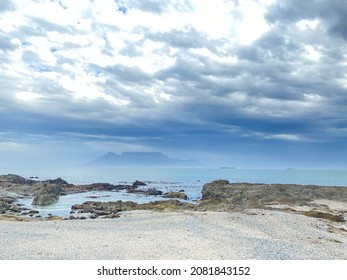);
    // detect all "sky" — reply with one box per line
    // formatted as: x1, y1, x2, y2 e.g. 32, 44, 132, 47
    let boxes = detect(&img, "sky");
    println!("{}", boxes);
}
0, 0, 347, 169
